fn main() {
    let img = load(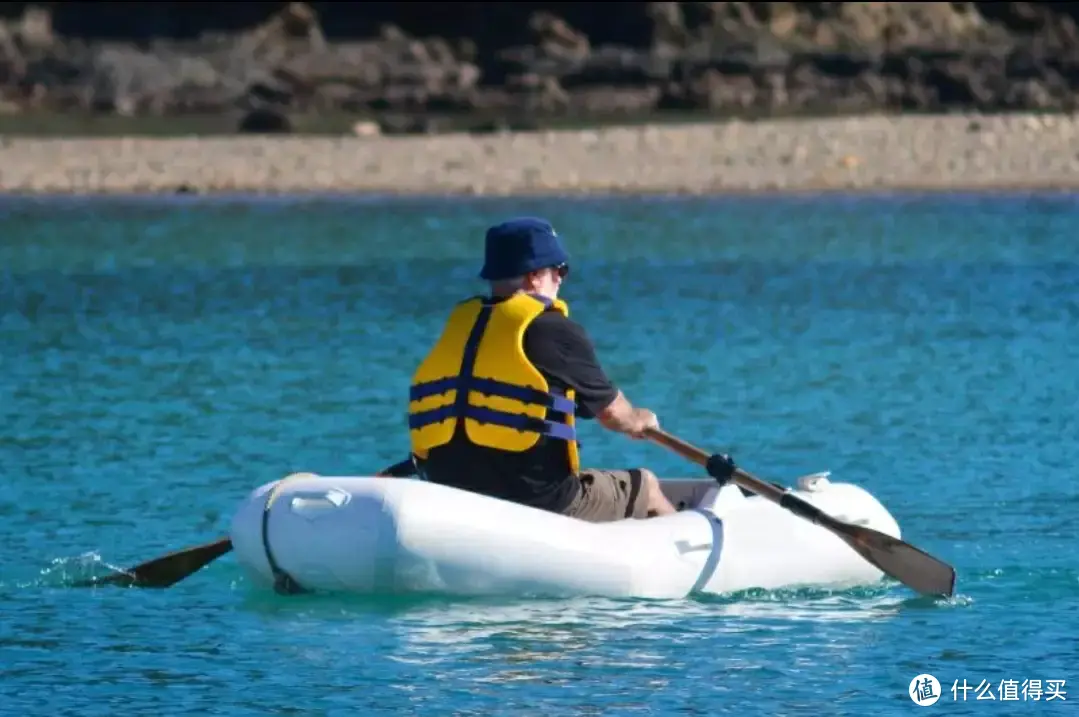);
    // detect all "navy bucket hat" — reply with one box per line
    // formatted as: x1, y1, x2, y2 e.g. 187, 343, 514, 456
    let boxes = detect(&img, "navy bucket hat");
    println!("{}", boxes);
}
479, 217, 570, 281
